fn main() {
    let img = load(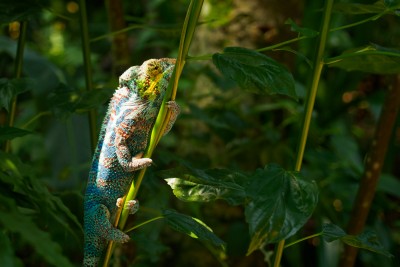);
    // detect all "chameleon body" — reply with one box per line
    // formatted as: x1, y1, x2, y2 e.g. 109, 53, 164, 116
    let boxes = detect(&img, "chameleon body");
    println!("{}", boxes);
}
83, 58, 179, 266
